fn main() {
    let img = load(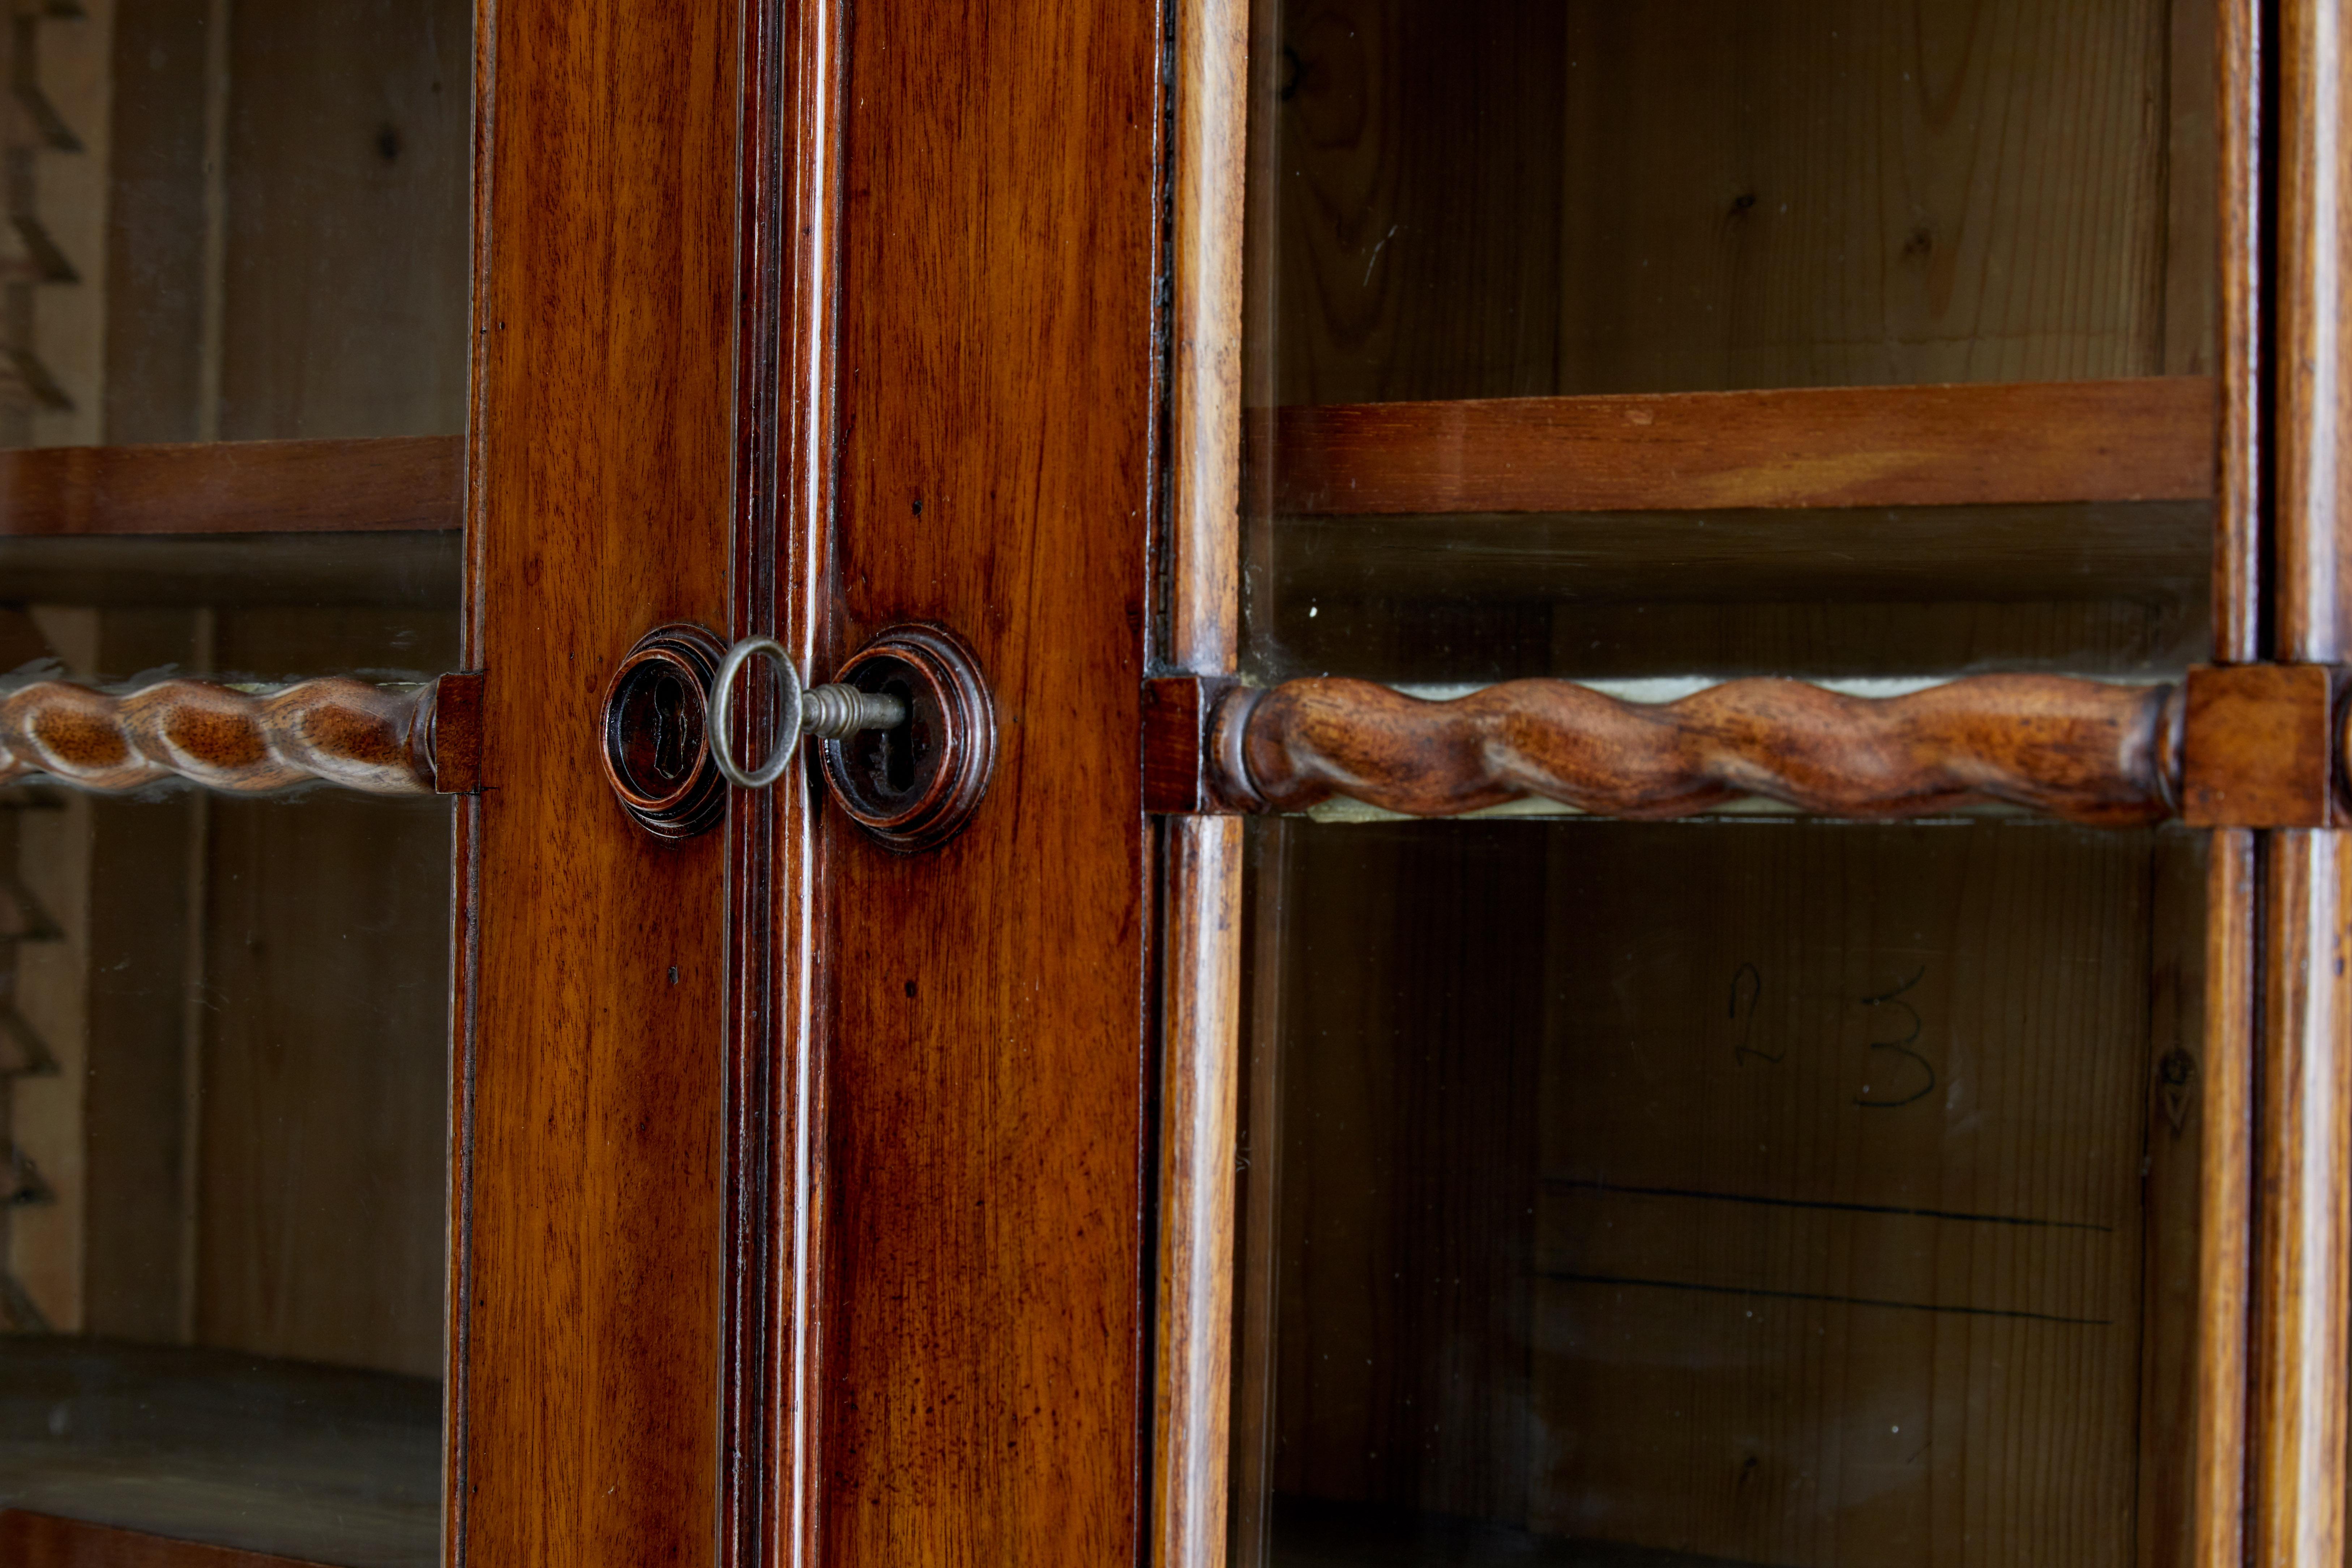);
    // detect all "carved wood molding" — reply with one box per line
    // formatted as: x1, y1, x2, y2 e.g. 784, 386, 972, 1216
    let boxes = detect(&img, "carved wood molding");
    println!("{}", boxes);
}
1147, 673, 2212, 825
1146, 665, 2352, 827
0, 671, 483, 796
